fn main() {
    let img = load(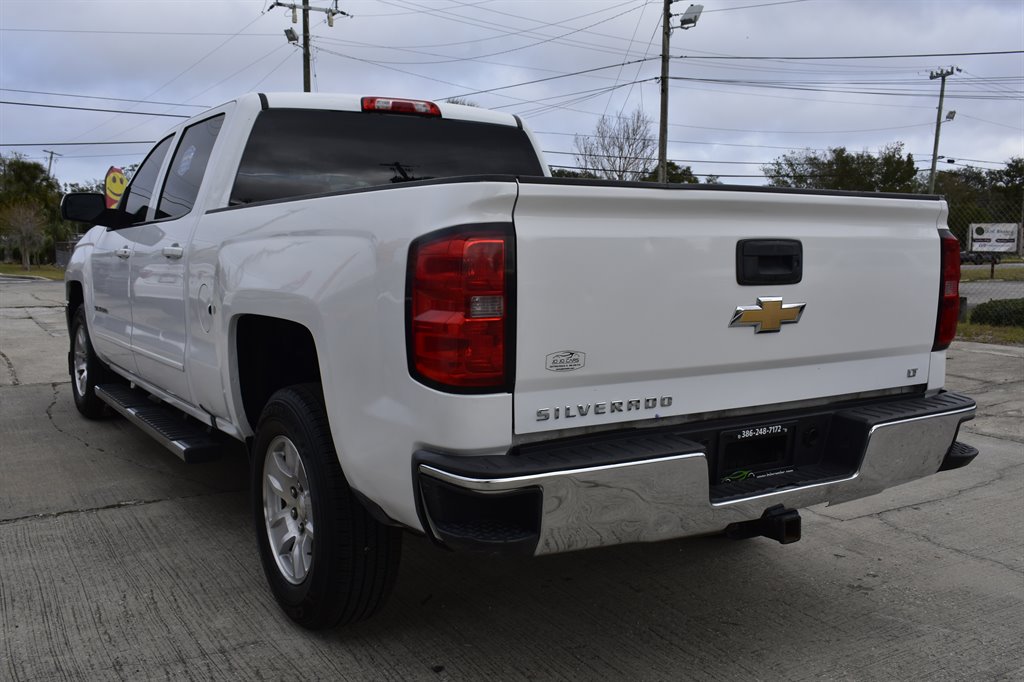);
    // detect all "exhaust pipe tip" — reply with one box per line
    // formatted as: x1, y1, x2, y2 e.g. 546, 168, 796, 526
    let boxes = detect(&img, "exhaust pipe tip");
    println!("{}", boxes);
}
725, 504, 801, 544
